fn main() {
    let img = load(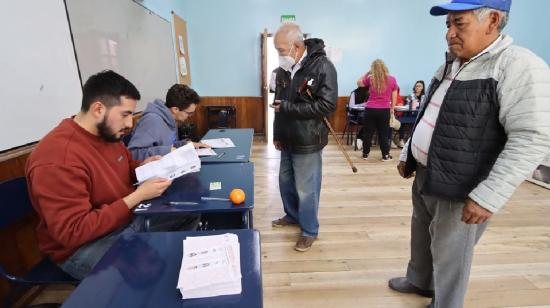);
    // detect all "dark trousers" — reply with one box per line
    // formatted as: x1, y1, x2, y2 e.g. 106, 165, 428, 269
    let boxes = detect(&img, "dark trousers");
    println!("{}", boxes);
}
362, 108, 391, 156
398, 125, 406, 140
